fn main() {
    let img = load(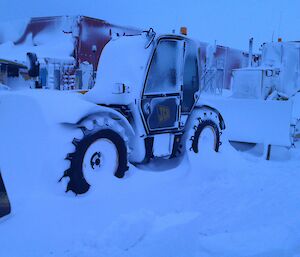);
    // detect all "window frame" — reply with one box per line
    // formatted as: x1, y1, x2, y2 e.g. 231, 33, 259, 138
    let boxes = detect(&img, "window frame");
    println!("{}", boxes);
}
181, 40, 201, 113
142, 37, 185, 97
